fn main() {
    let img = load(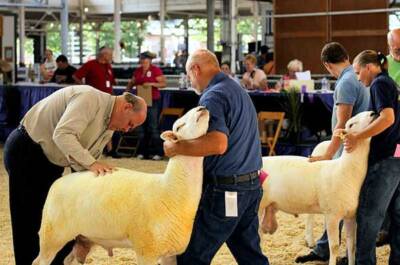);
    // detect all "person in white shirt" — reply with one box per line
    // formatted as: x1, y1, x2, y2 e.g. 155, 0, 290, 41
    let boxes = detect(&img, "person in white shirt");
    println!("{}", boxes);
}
40, 49, 57, 82
241, 54, 268, 90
